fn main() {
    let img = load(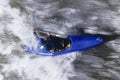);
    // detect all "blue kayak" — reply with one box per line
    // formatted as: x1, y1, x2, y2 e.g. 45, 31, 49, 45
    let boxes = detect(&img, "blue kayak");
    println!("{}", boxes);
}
22, 34, 103, 56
